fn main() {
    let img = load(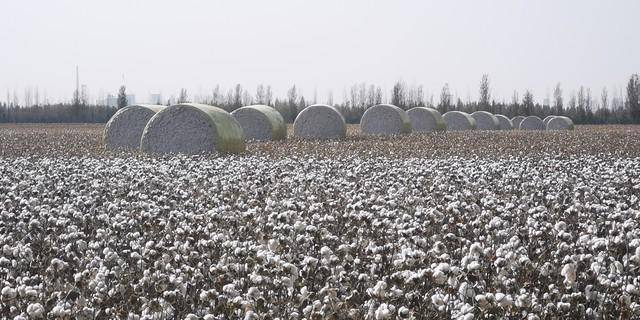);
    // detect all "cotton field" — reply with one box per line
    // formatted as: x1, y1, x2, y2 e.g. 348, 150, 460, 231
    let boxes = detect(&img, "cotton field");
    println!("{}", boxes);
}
0, 124, 640, 319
